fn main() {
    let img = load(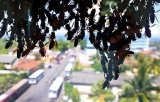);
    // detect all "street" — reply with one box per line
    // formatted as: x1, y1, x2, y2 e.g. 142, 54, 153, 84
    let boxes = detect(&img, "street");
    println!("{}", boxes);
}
16, 56, 70, 102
